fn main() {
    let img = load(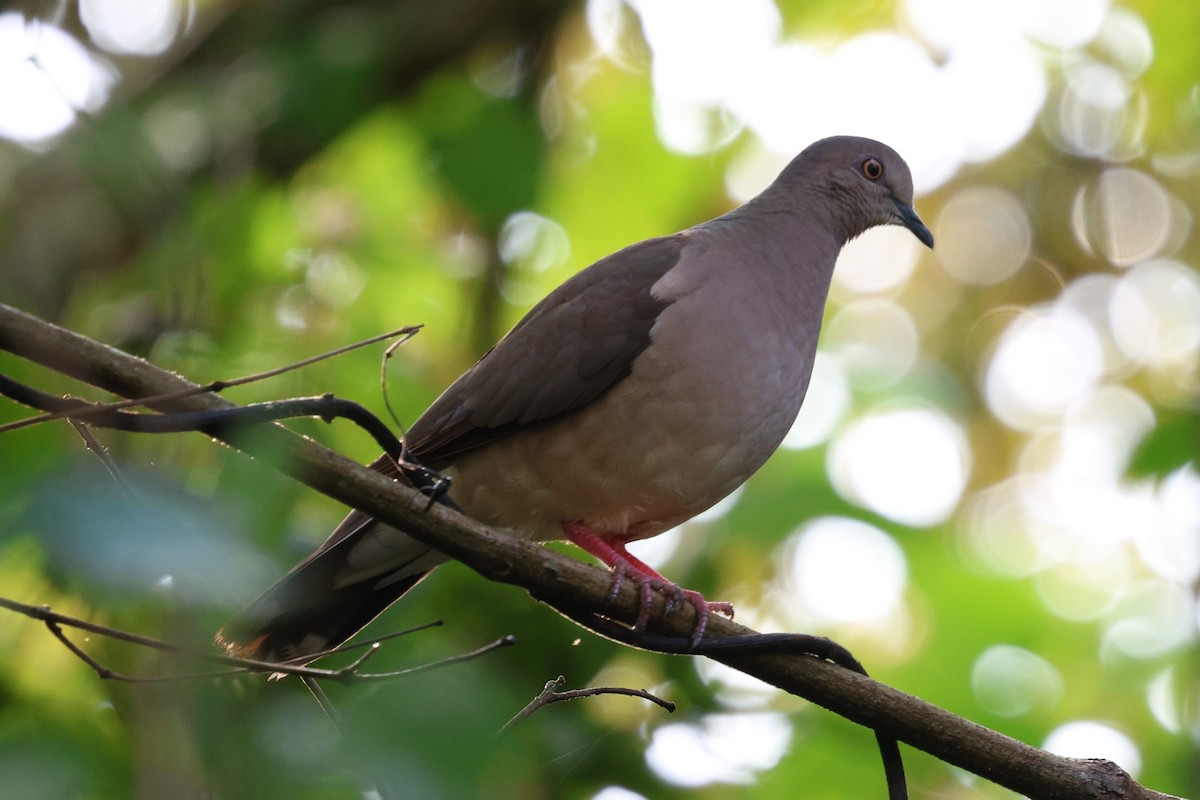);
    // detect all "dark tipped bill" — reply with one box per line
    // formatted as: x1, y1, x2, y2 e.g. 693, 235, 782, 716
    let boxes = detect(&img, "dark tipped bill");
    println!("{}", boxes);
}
892, 198, 934, 248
